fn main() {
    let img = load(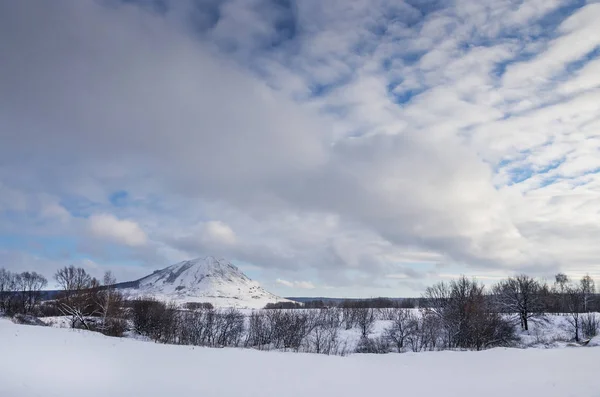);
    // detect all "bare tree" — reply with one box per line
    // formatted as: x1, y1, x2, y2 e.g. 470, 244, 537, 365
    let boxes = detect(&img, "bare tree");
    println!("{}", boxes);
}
309, 308, 342, 354
423, 277, 516, 350
130, 298, 163, 337
179, 309, 209, 346
54, 266, 92, 300
422, 281, 453, 342
356, 307, 376, 338
423, 278, 475, 348
468, 293, 515, 350
129, 298, 179, 343
406, 311, 441, 352
341, 306, 358, 330
15, 271, 47, 314
258, 309, 316, 351
0, 269, 47, 315
54, 266, 96, 329
554, 273, 569, 290
384, 308, 418, 352
245, 310, 273, 349
565, 285, 584, 342
0, 268, 17, 314
553, 273, 570, 313
93, 271, 125, 335
580, 274, 595, 313
581, 312, 599, 339
214, 308, 245, 347
493, 275, 546, 331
